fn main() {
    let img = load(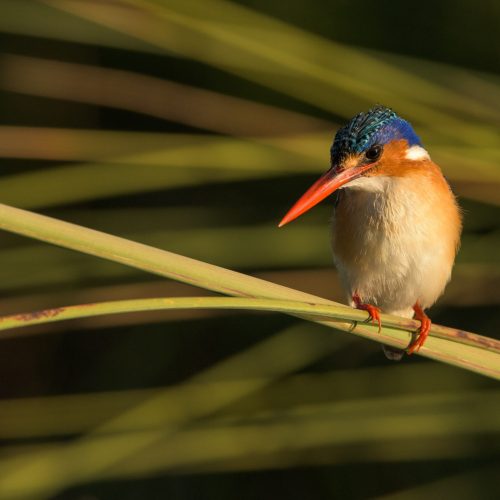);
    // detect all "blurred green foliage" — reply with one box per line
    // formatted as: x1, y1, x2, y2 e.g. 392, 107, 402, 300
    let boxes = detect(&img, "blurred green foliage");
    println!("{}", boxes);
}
0, 0, 499, 498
